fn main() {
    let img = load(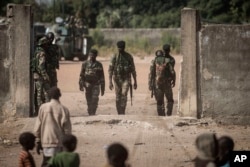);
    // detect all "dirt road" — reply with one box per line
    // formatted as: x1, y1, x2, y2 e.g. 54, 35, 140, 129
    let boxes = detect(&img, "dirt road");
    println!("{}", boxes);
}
0, 55, 250, 167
